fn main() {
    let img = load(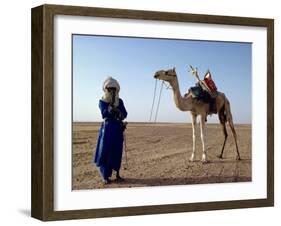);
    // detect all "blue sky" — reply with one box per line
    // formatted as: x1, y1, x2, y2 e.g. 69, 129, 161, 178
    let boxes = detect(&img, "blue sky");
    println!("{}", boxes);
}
73, 35, 252, 124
